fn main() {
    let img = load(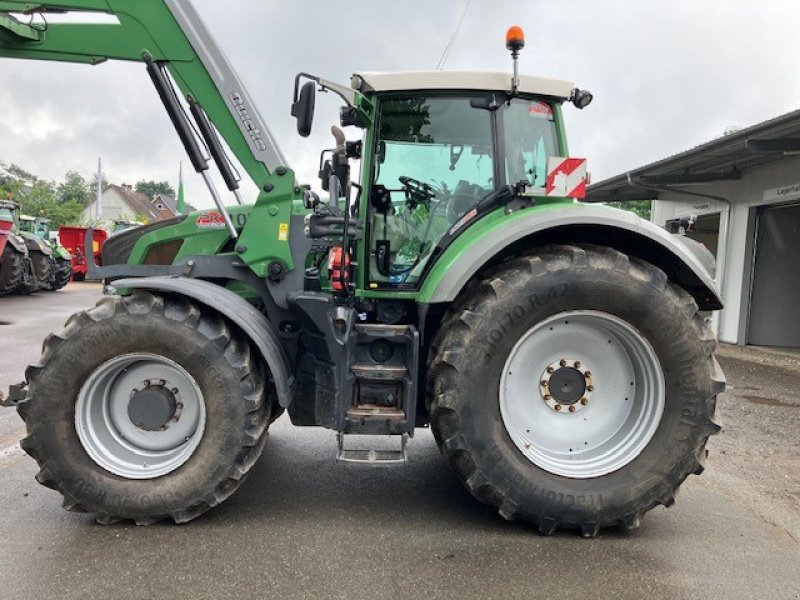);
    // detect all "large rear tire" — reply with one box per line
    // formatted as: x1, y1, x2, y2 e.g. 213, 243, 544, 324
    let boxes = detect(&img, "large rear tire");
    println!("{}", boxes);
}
0, 243, 25, 296
17, 290, 272, 524
16, 248, 51, 293
427, 245, 723, 536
